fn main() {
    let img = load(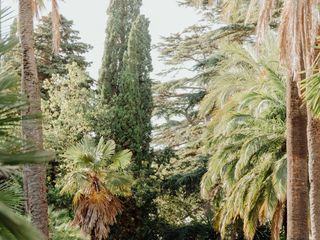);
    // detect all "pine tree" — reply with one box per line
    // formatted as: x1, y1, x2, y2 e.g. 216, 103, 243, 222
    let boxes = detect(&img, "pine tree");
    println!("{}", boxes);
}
34, 15, 92, 82
98, 0, 142, 100
111, 15, 153, 171
4, 14, 92, 84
